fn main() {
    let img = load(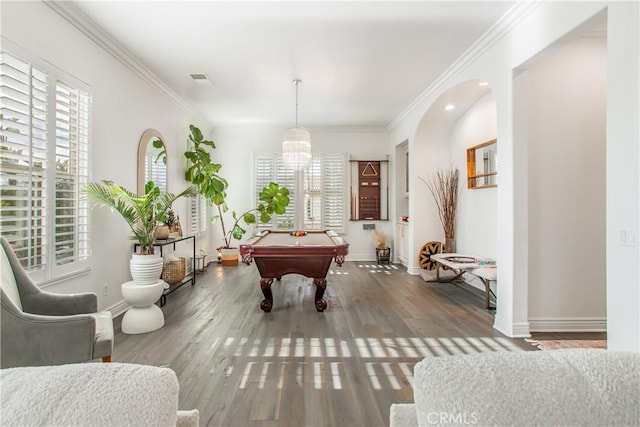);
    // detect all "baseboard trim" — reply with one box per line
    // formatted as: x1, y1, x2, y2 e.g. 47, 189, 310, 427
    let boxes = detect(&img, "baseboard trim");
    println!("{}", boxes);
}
406, 266, 420, 275
493, 319, 531, 338
529, 317, 607, 332
108, 299, 129, 318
